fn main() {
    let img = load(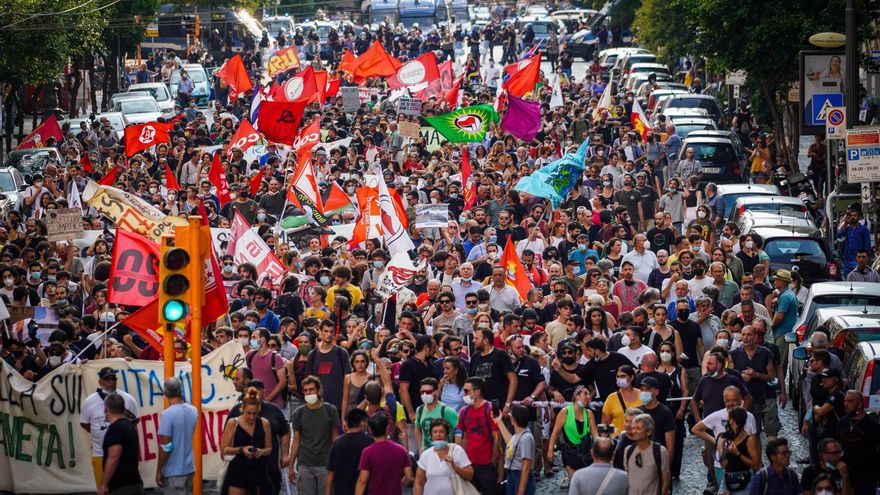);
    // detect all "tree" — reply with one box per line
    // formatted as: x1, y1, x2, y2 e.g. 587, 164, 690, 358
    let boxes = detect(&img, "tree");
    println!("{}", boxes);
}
632, 0, 694, 66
